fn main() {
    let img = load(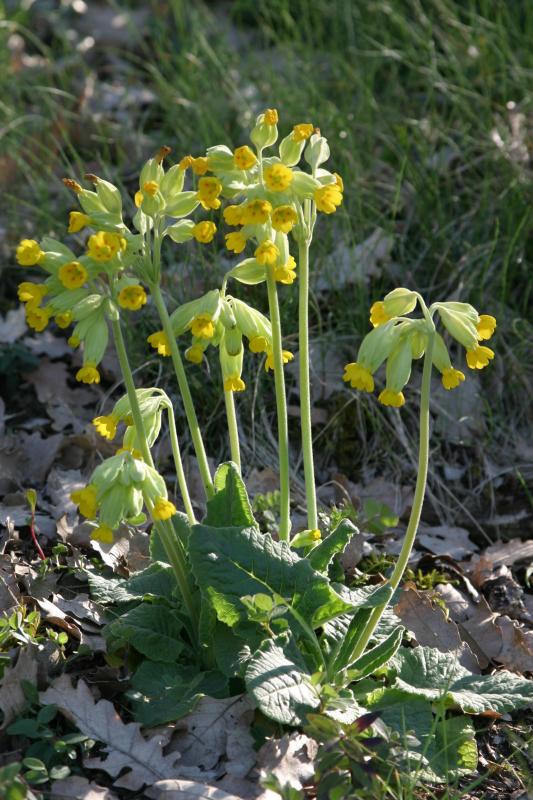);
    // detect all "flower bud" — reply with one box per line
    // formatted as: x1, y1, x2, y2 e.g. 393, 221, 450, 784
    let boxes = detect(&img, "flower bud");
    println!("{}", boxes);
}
83, 316, 109, 366
279, 134, 305, 167
165, 191, 200, 218
206, 145, 235, 173
93, 178, 123, 216
229, 258, 266, 285
383, 288, 418, 318
437, 306, 479, 349
431, 332, 452, 372
385, 337, 413, 393
230, 297, 272, 343
139, 158, 164, 189
304, 133, 330, 171
224, 326, 243, 357
160, 164, 185, 200
357, 321, 400, 373
250, 110, 278, 151
166, 219, 195, 243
